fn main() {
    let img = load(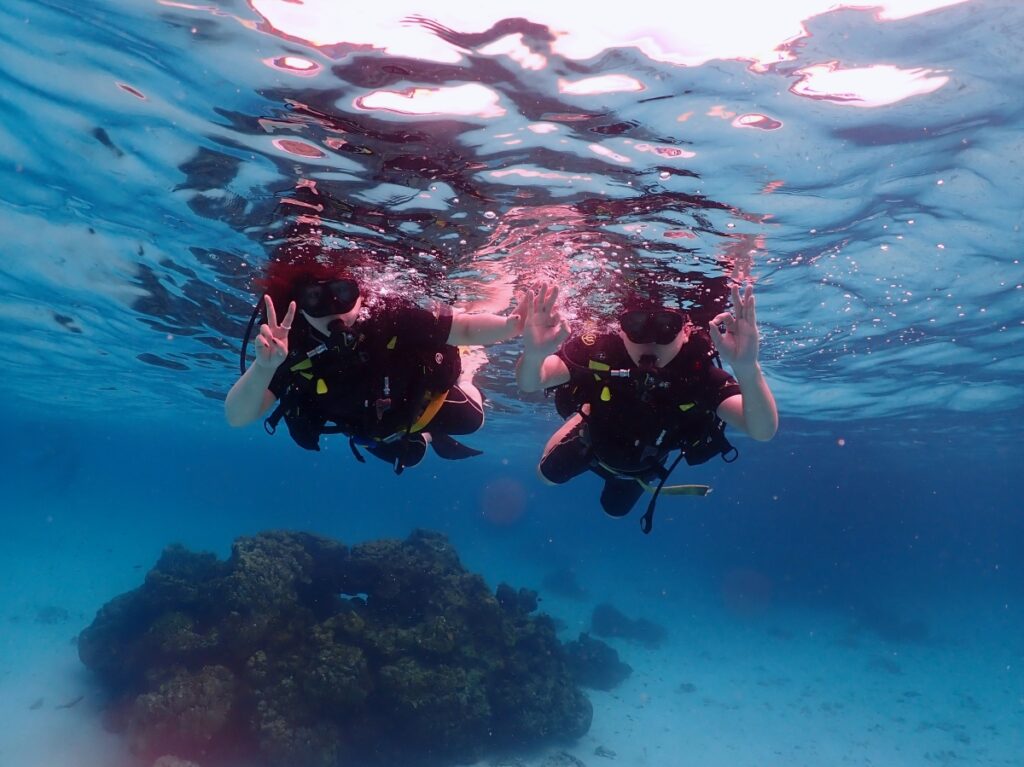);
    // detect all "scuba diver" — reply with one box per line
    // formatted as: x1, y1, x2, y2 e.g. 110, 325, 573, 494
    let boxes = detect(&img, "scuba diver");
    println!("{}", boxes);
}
225, 181, 529, 473
516, 281, 778, 533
